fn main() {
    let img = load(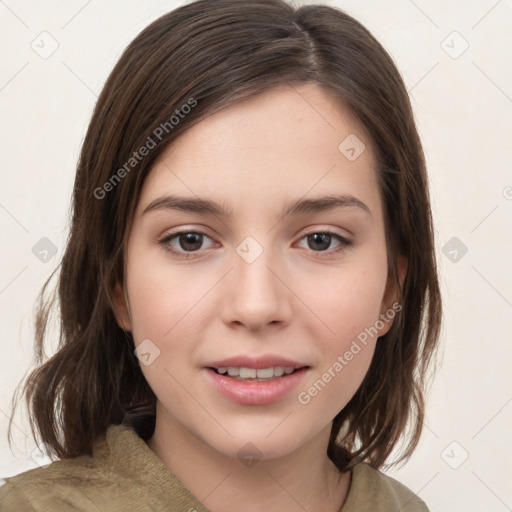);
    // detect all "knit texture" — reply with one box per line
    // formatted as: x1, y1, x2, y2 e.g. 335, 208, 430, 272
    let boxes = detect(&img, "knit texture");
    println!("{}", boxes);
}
0, 424, 428, 511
